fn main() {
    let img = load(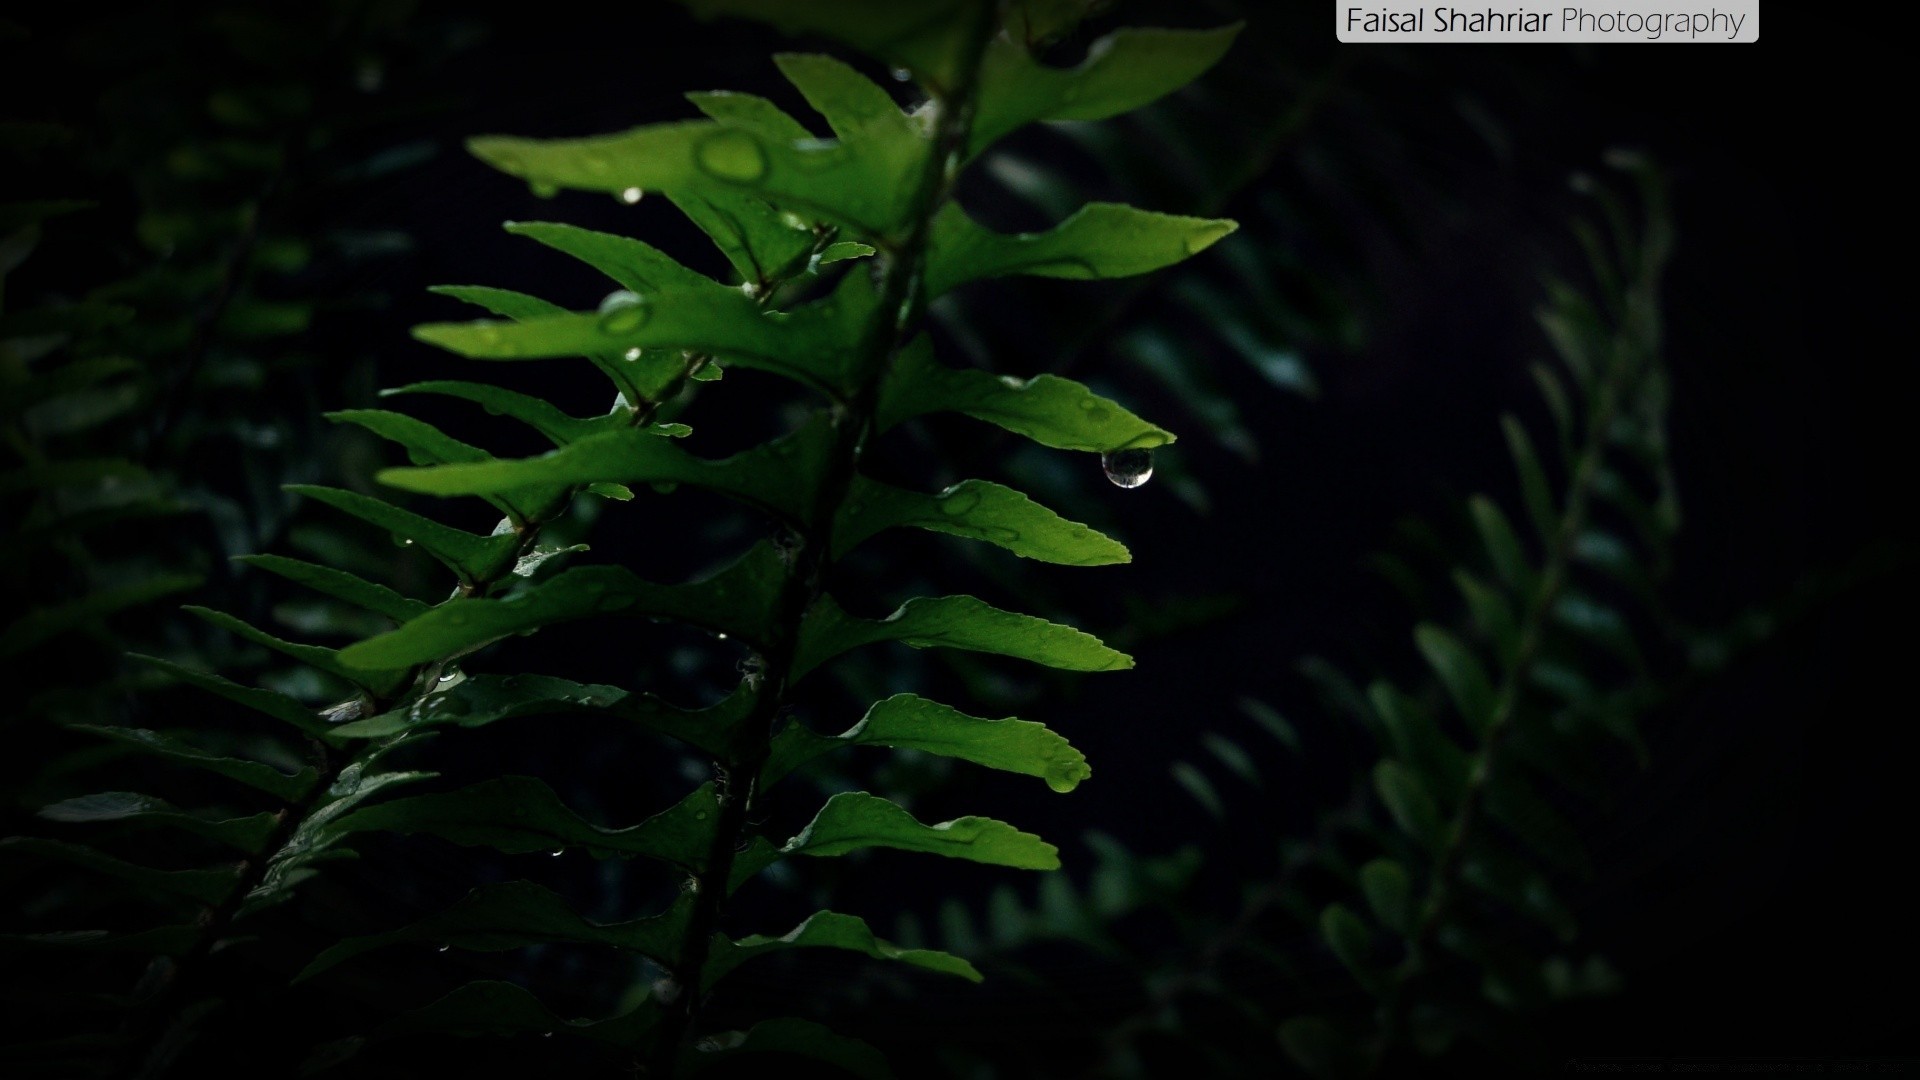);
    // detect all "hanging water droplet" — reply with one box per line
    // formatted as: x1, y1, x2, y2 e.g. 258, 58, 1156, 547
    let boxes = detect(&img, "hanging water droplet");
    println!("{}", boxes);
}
693, 129, 769, 182
1101, 448, 1154, 489
395, 536, 416, 548
1045, 758, 1090, 794
714, 632, 729, 641
623, 347, 643, 362
618, 186, 644, 204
